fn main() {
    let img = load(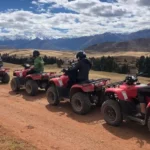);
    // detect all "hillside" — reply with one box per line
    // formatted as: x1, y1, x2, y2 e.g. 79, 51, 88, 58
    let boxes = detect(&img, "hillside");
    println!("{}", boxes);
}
0, 29, 150, 50
85, 38, 150, 52
1, 49, 150, 59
